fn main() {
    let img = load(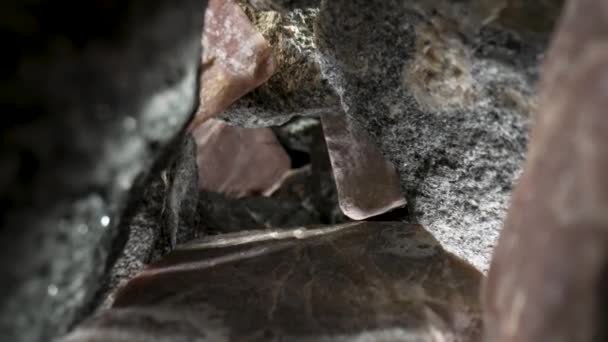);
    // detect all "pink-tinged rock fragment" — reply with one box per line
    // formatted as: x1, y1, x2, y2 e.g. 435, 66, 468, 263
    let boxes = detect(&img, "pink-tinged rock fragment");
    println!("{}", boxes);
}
190, 0, 275, 129
485, 1, 608, 341
321, 112, 406, 220
193, 118, 290, 198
